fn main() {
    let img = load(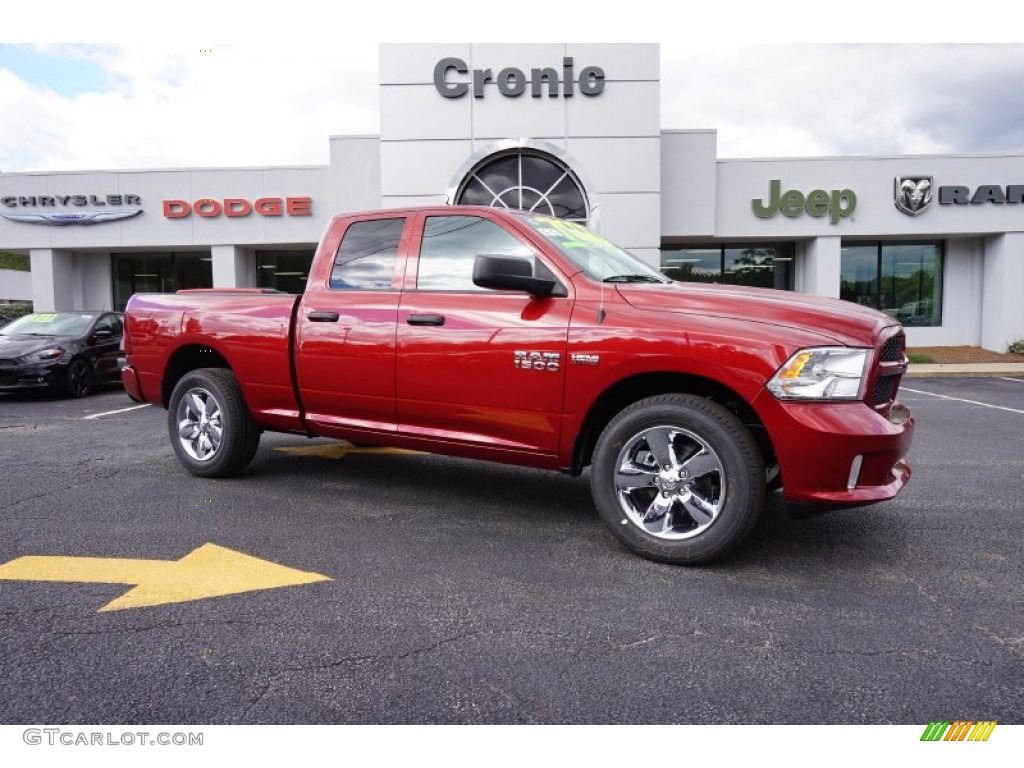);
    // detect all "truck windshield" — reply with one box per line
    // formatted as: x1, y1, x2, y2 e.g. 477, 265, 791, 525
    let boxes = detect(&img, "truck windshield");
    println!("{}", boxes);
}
517, 214, 669, 284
